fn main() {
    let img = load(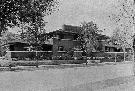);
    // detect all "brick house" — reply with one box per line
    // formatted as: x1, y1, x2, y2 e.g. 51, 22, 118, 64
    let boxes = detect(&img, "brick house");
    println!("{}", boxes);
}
46, 25, 122, 58
0, 25, 128, 60
46, 25, 83, 59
